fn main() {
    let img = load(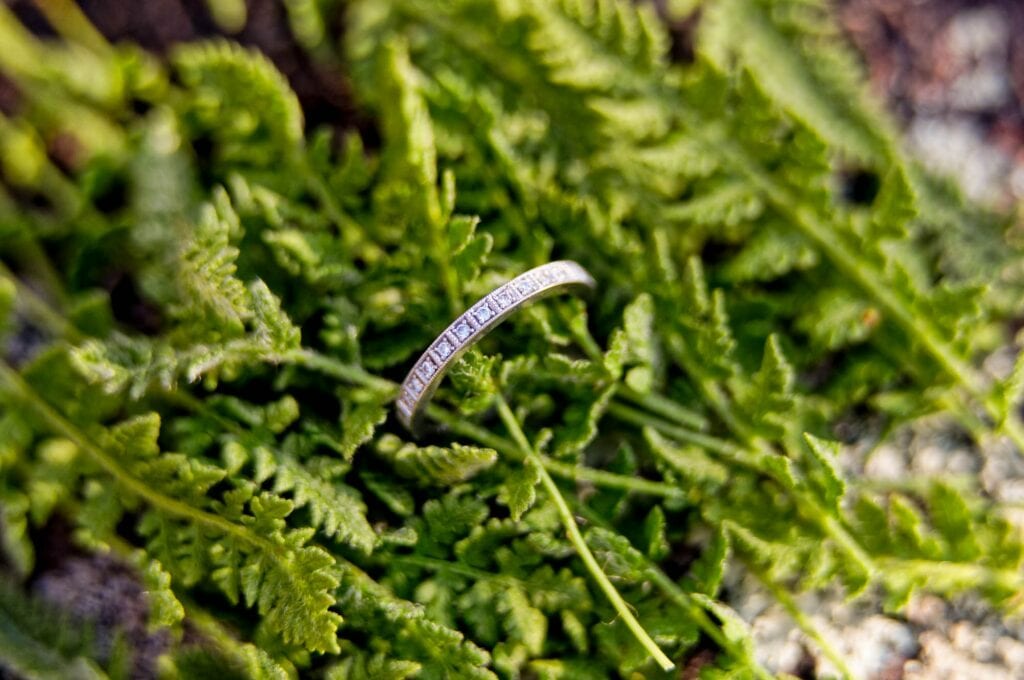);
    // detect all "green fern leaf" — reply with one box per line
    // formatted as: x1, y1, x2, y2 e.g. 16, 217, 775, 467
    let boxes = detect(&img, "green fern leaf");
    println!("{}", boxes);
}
173, 39, 304, 149
376, 435, 498, 486
498, 459, 542, 521
801, 434, 845, 512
